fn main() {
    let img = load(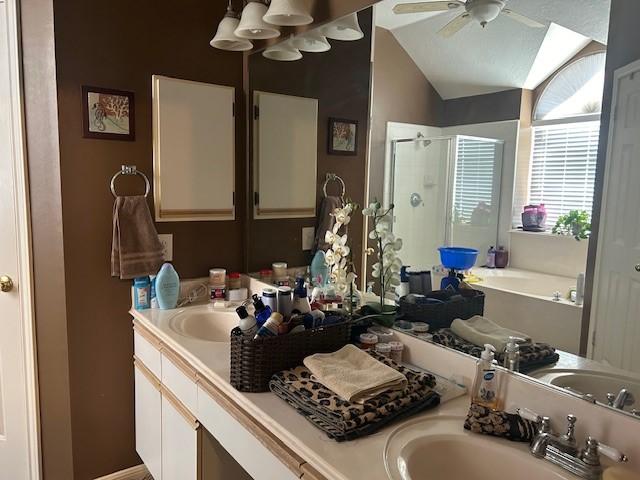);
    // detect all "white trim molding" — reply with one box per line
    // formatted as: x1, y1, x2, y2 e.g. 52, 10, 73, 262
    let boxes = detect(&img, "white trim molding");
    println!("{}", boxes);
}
5, 0, 41, 478
94, 464, 150, 480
